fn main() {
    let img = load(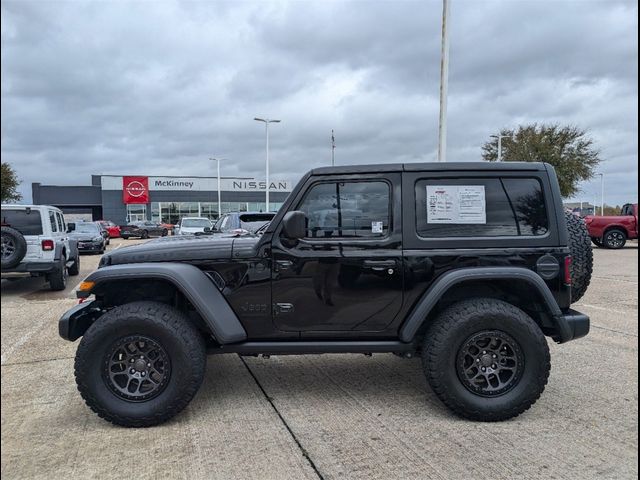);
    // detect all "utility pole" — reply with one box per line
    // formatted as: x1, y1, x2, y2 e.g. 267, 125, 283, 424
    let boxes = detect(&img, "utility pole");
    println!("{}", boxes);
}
254, 118, 281, 211
437, 0, 450, 162
209, 158, 223, 218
